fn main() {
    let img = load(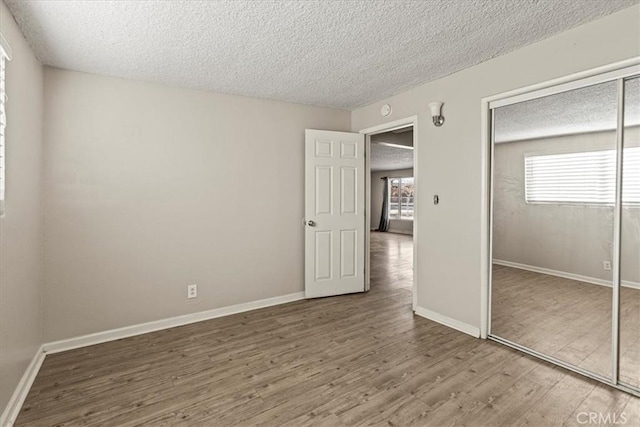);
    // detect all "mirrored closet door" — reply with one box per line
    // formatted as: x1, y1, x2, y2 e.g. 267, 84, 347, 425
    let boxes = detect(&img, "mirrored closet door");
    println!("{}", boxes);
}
489, 66, 640, 396
620, 76, 640, 389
